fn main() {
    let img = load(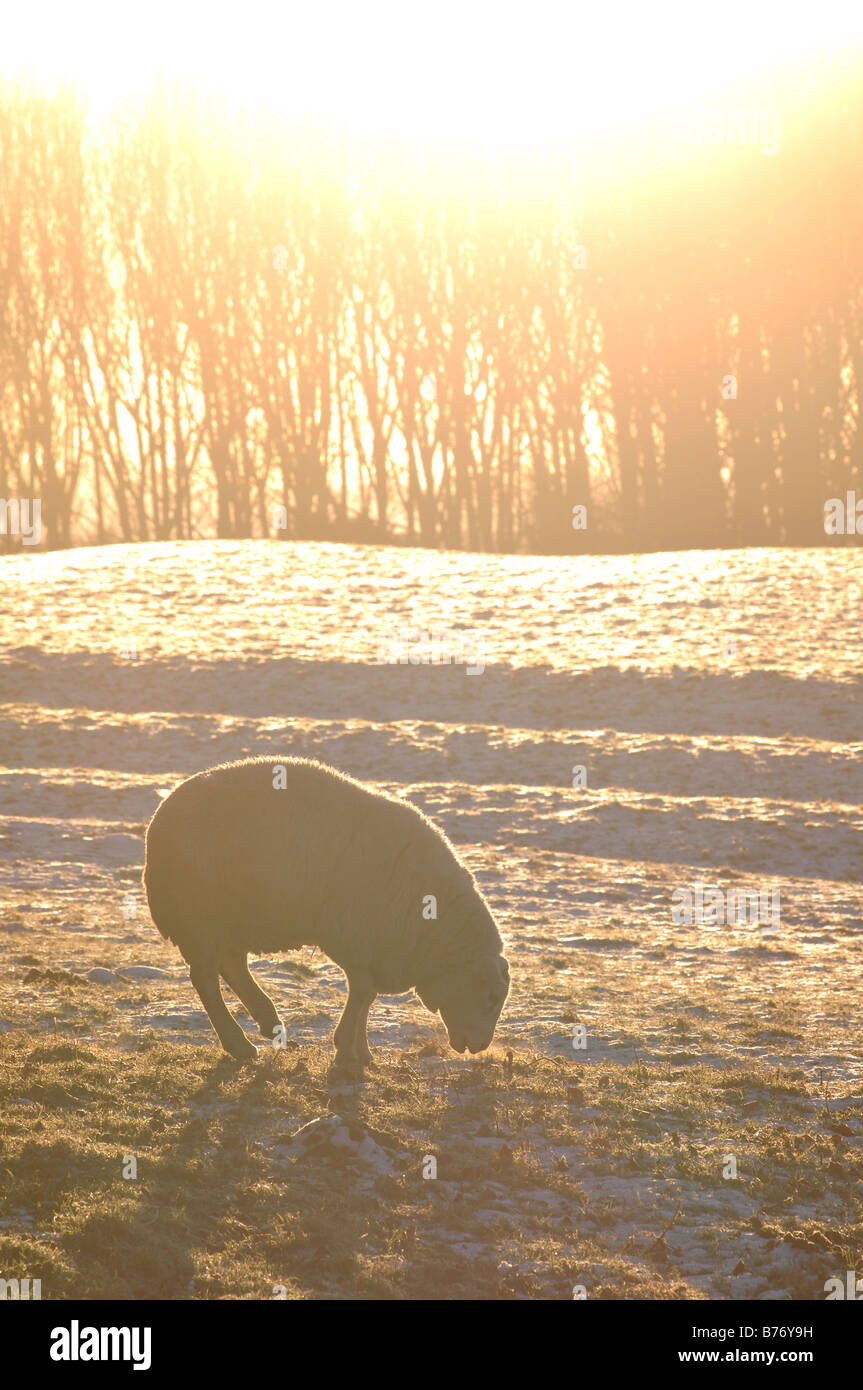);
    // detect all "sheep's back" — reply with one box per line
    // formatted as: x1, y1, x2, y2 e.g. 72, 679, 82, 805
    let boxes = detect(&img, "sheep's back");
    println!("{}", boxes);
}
142, 757, 441, 960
